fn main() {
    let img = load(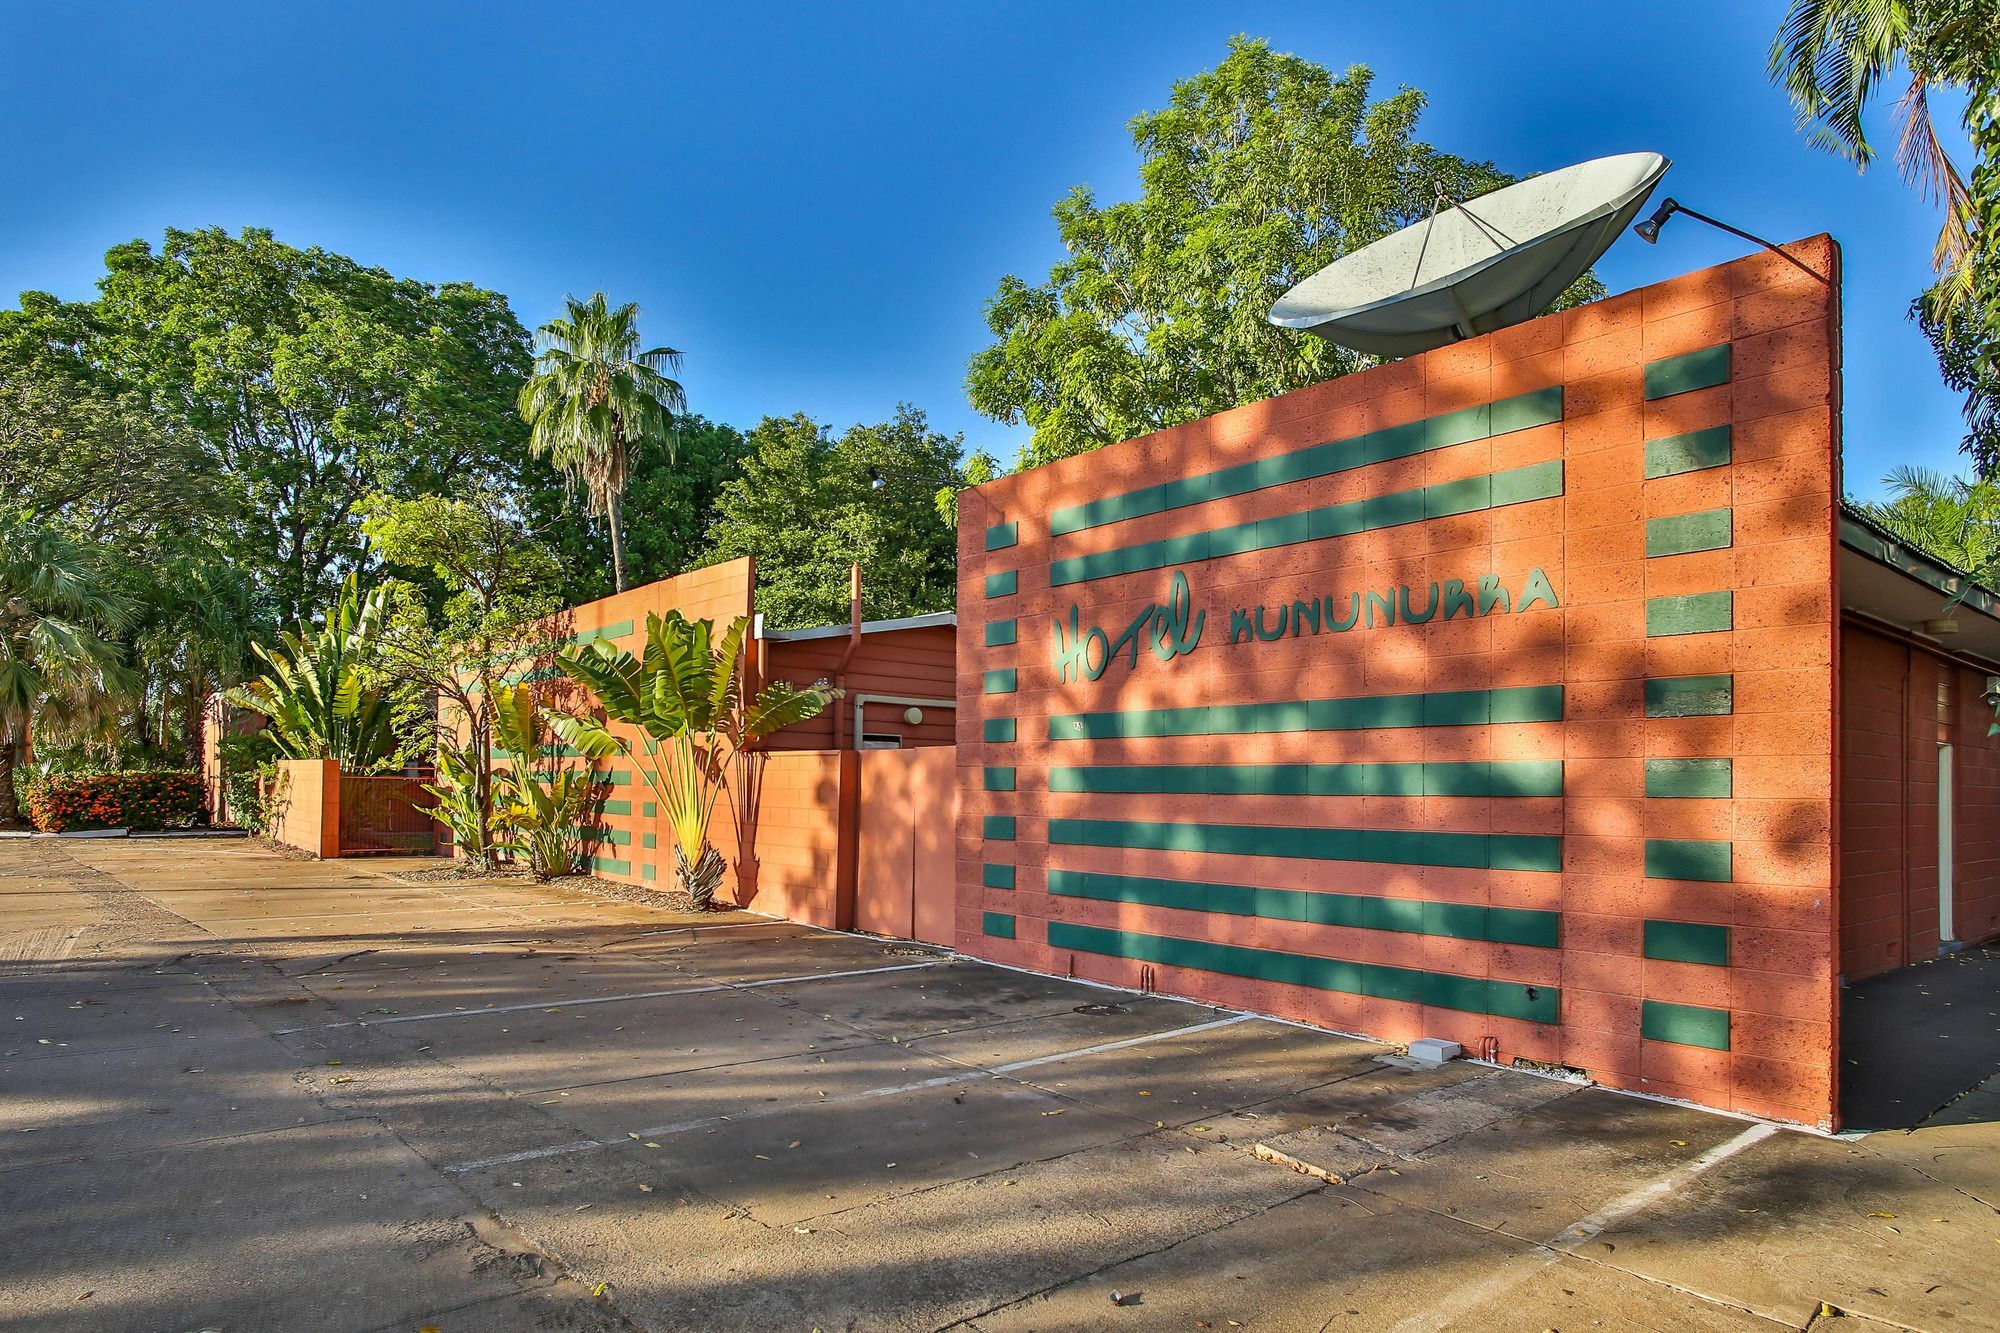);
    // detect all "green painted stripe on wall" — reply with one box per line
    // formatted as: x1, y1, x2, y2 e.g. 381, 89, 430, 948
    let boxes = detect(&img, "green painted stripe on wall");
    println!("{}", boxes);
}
984, 668, 1017, 695
983, 767, 1016, 792
641, 863, 657, 881
1048, 460, 1564, 586
983, 717, 1017, 743
569, 620, 634, 646
1646, 758, 1733, 798
600, 800, 632, 816
641, 832, 657, 849
983, 911, 1016, 939
1643, 919, 1732, 966
1641, 999, 1731, 1050
1047, 387, 1563, 537
1047, 922, 1561, 1023
1645, 591, 1733, 636
1050, 684, 1563, 741
591, 856, 632, 876
983, 815, 1017, 840
984, 569, 1017, 598
984, 619, 1017, 646
982, 863, 1017, 890
1645, 838, 1733, 882
1644, 674, 1734, 717
1048, 817, 1561, 872
1645, 508, 1733, 558
1645, 425, 1733, 478
642, 801, 658, 818
1048, 759, 1563, 797
1048, 868, 1561, 947
1644, 343, 1732, 400
985, 521, 1018, 551
587, 827, 632, 846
